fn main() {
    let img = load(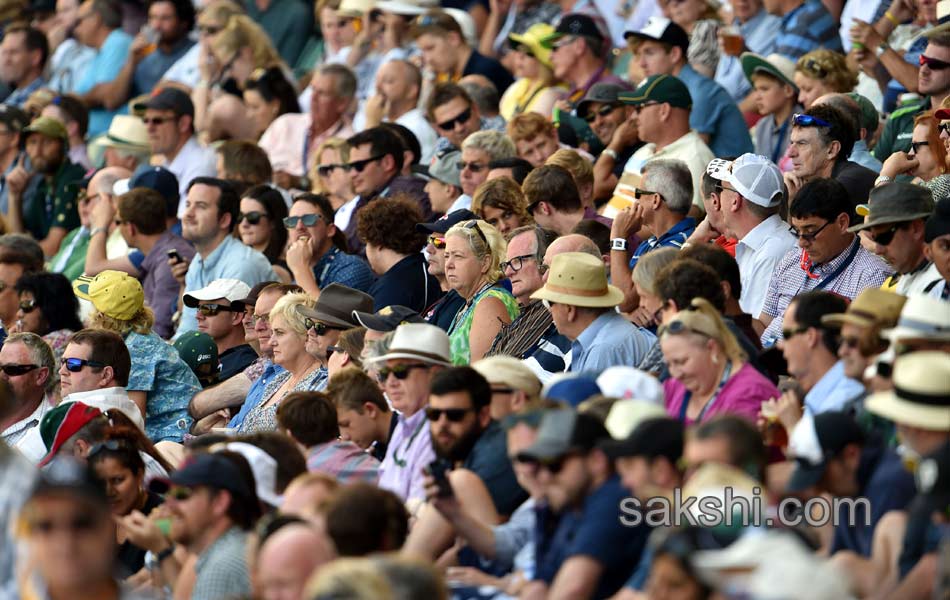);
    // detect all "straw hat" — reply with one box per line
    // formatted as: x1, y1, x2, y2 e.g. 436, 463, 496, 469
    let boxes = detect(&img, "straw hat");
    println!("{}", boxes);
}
366, 322, 452, 366
530, 252, 622, 308
866, 351, 950, 431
